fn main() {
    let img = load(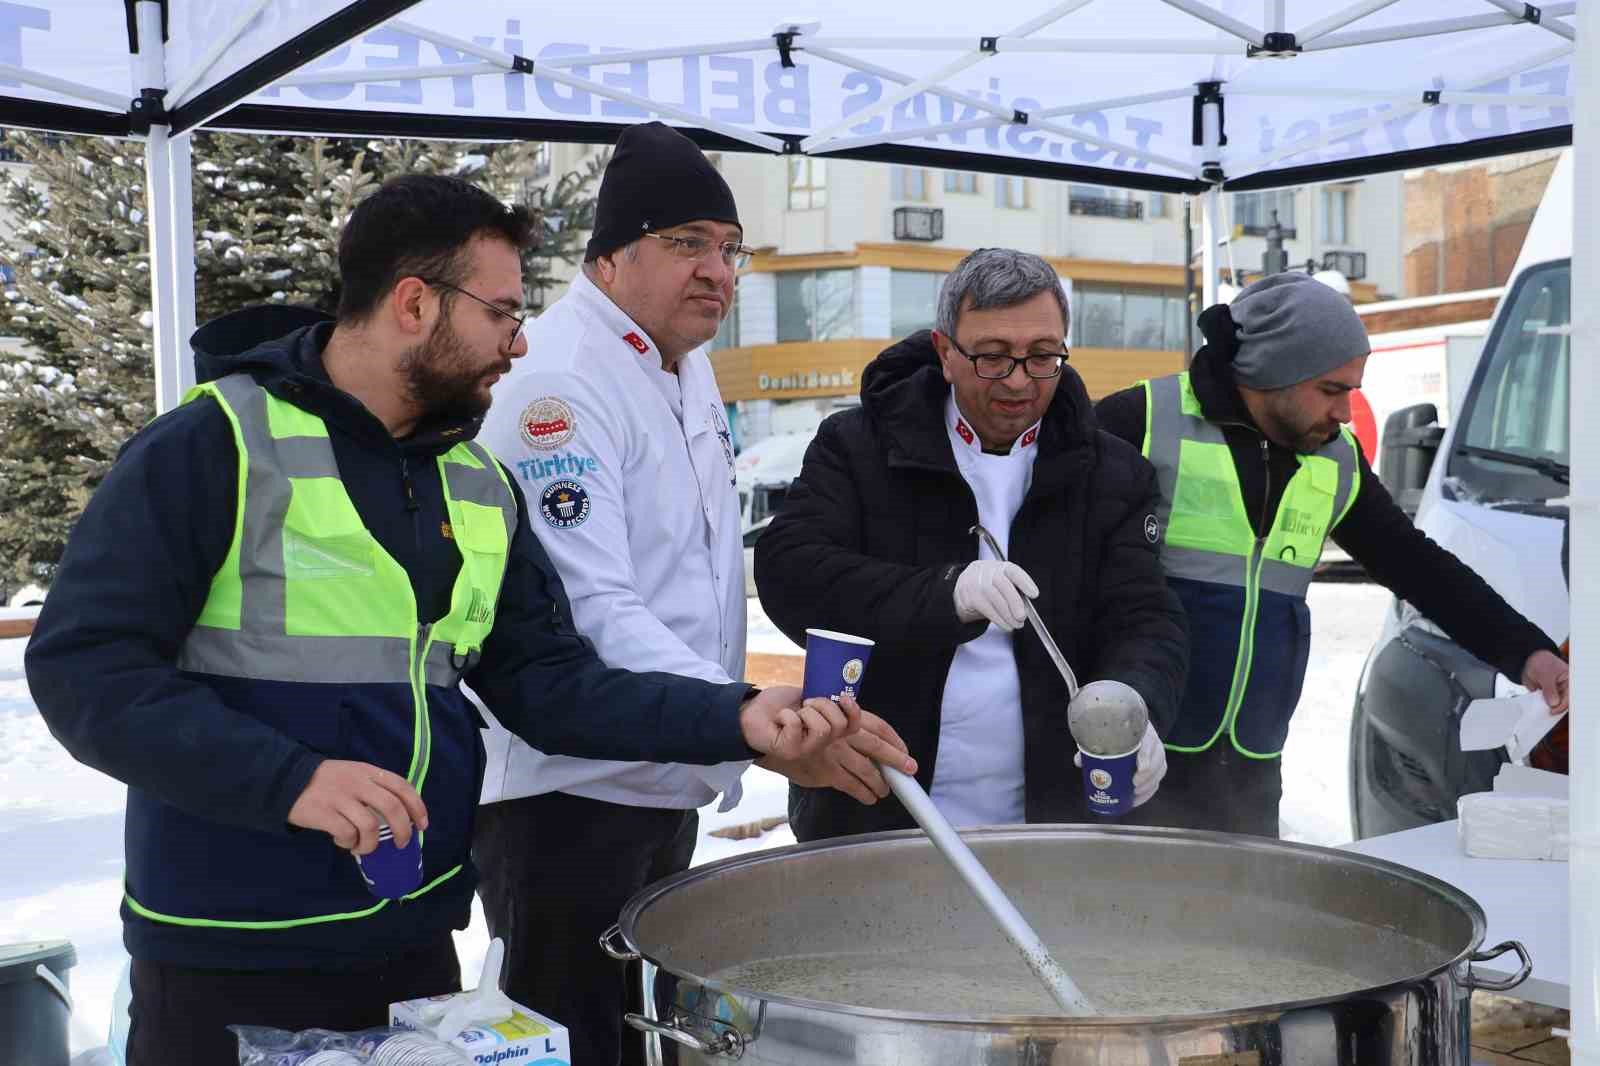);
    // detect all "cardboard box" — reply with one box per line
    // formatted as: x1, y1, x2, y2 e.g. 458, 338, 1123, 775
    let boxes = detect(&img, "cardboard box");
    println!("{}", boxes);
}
390, 993, 571, 1065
